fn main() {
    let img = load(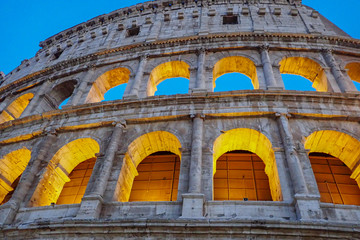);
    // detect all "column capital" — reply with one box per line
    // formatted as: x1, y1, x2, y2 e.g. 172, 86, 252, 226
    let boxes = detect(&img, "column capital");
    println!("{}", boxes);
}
42, 128, 58, 137
275, 112, 292, 118
112, 120, 127, 129
259, 43, 270, 52
190, 113, 205, 119
321, 48, 333, 54
196, 47, 206, 55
